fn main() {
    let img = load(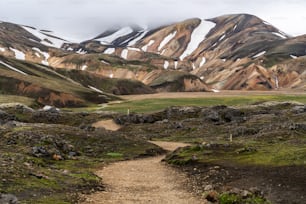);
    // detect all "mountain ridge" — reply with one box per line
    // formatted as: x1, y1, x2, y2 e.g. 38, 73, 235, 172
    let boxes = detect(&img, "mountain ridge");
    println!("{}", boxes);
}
0, 13, 305, 101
